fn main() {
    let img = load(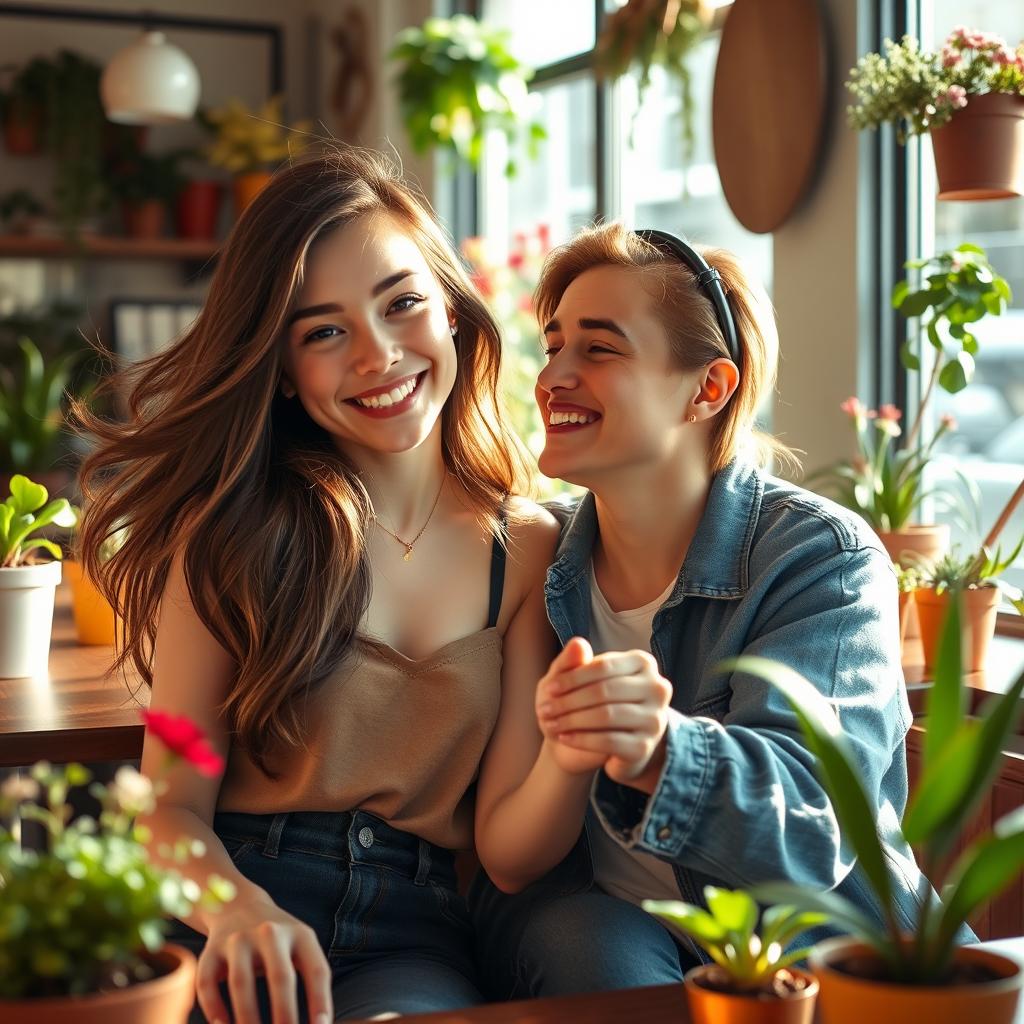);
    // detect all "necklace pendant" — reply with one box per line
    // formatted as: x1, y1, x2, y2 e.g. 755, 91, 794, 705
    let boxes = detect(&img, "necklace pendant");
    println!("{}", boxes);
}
403, 547, 413, 561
